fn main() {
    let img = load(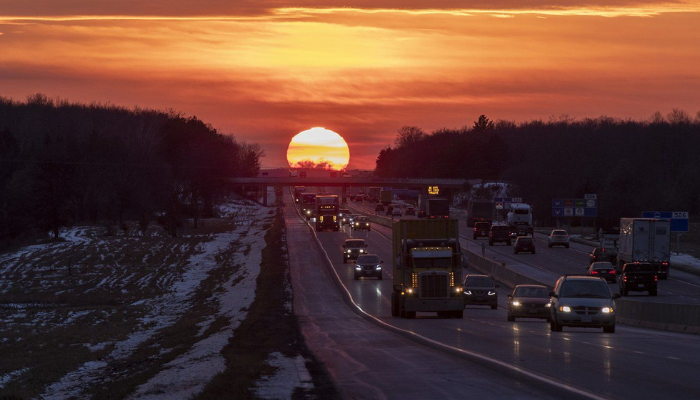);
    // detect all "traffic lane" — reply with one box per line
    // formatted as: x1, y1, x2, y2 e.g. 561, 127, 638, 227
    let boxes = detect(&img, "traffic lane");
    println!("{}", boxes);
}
463, 229, 700, 304
319, 218, 700, 399
286, 203, 562, 400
